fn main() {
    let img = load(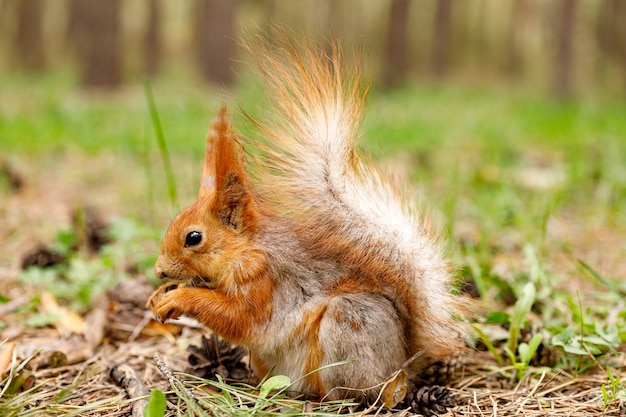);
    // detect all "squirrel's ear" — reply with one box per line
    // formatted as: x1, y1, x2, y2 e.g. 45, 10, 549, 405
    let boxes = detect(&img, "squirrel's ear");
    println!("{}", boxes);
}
199, 105, 244, 200
216, 170, 249, 230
